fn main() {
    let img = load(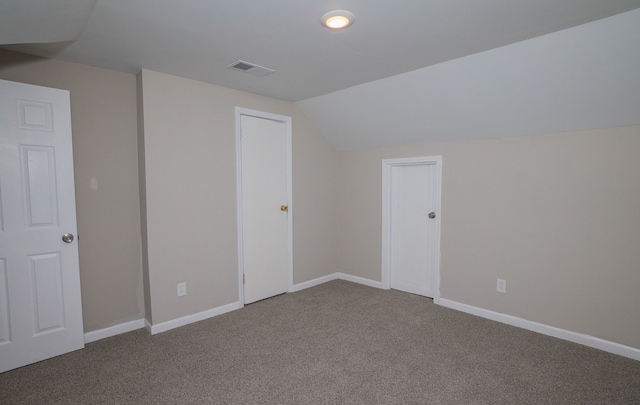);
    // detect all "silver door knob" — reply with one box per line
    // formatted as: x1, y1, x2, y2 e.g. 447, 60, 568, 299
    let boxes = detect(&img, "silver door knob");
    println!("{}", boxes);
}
62, 233, 75, 243
428, 212, 436, 219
